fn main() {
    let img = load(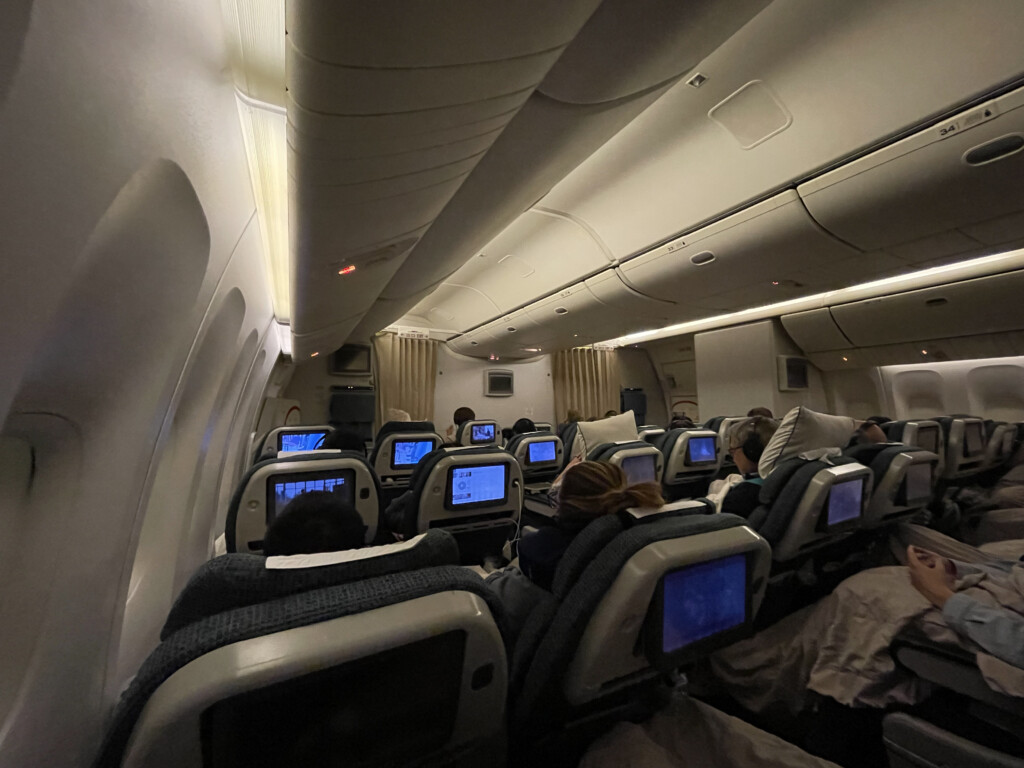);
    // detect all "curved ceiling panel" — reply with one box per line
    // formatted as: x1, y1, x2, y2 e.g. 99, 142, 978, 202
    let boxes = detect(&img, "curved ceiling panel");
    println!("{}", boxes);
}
287, 0, 604, 359
538, 0, 771, 105
351, 0, 773, 343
